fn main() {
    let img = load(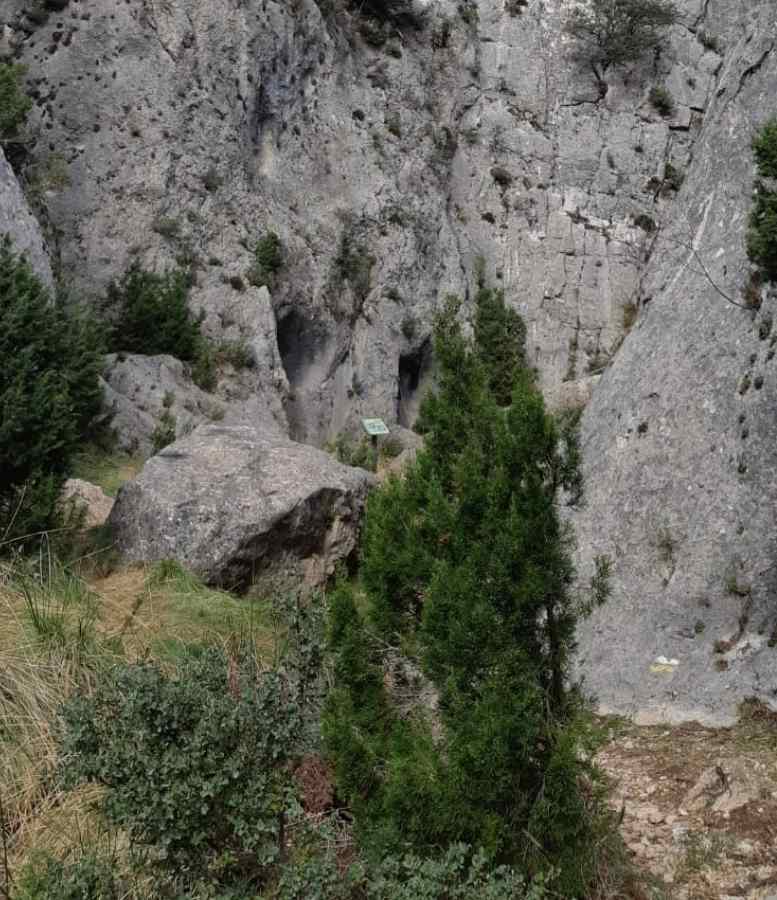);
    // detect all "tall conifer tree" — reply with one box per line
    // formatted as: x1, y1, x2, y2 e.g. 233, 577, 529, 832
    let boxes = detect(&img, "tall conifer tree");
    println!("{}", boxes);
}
325, 292, 611, 896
